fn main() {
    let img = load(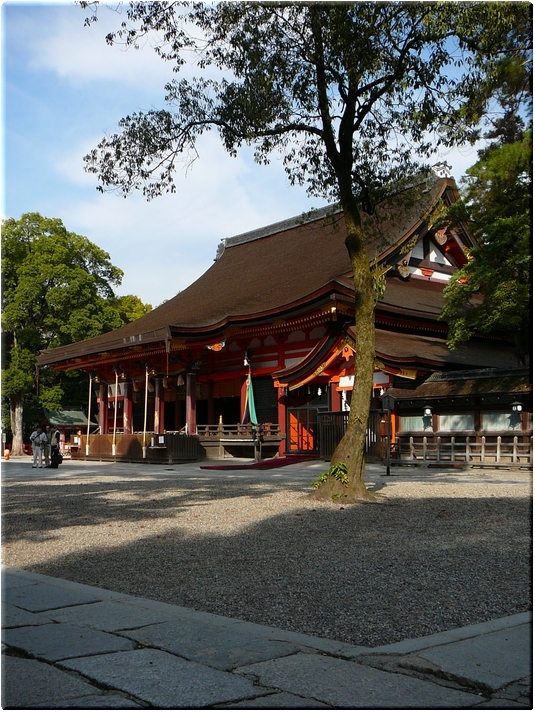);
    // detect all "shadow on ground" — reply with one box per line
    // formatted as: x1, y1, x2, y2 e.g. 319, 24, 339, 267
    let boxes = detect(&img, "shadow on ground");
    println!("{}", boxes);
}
2, 472, 311, 543
2, 471, 531, 647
